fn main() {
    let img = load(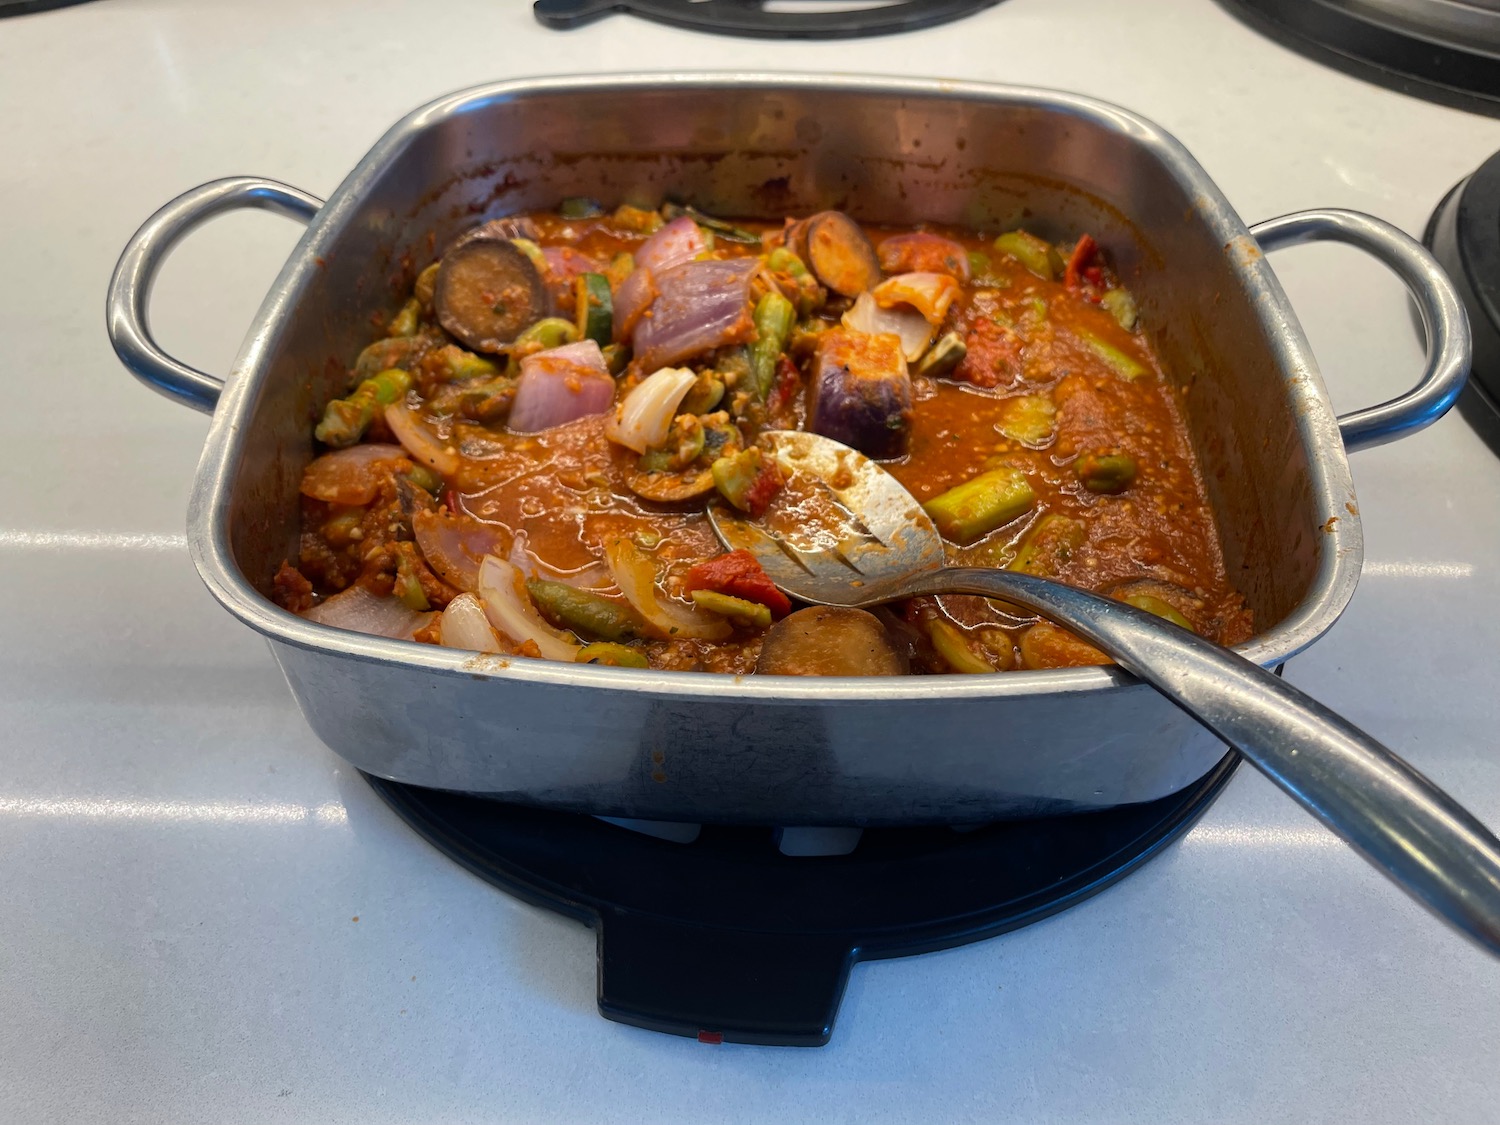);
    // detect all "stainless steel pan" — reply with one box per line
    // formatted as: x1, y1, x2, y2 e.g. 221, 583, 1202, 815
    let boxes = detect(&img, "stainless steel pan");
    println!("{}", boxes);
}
107, 74, 1468, 825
